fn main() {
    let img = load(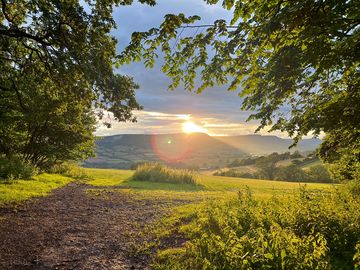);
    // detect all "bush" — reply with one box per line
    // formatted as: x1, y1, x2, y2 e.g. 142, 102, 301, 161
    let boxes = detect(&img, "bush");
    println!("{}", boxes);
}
155, 188, 360, 269
346, 180, 360, 196
133, 163, 197, 185
47, 162, 90, 180
0, 156, 37, 180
